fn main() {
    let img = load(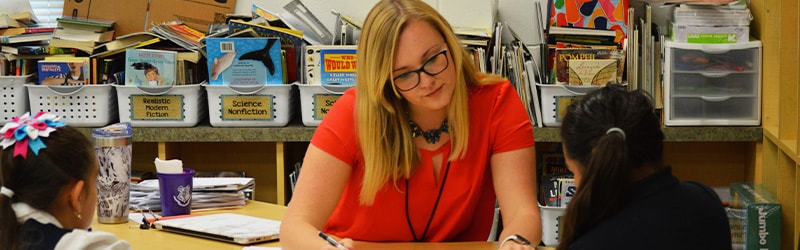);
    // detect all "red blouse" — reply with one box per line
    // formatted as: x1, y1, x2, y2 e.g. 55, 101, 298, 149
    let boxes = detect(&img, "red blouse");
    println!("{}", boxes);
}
311, 80, 535, 242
